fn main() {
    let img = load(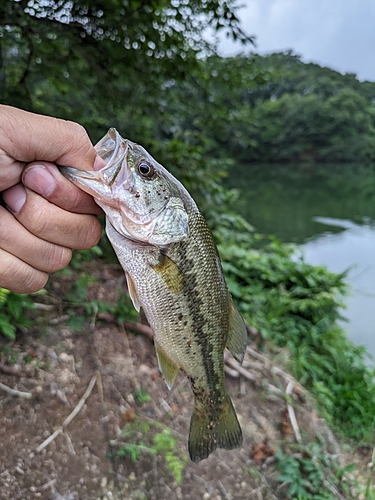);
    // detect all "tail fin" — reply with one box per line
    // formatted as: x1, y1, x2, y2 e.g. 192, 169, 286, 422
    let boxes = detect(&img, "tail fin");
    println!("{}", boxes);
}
188, 394, 242, 462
